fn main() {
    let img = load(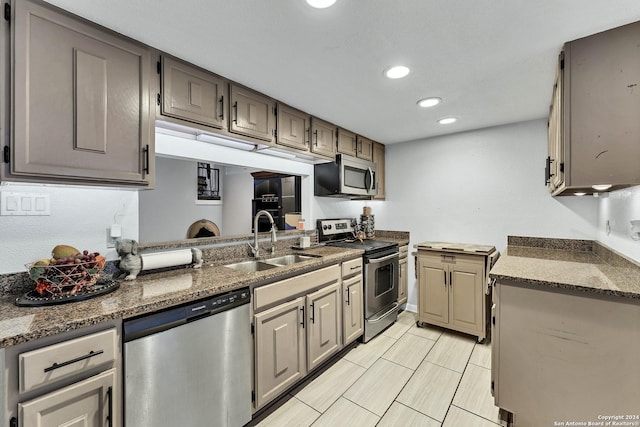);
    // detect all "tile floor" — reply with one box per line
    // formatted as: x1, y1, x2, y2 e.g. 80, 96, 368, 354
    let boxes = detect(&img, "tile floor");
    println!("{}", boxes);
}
254, 310, 505, 427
